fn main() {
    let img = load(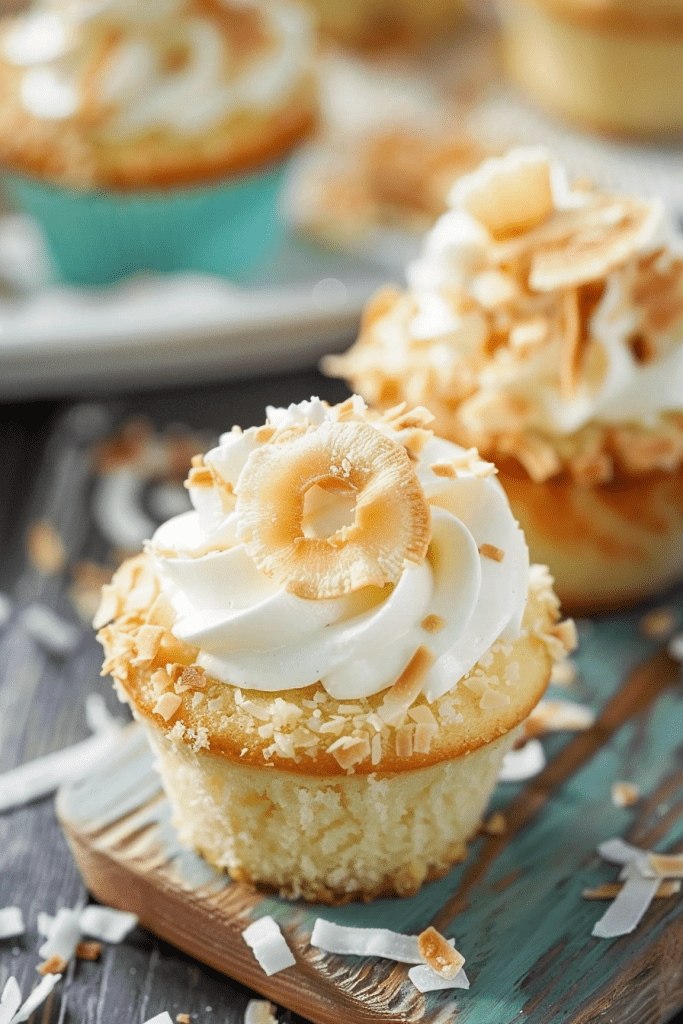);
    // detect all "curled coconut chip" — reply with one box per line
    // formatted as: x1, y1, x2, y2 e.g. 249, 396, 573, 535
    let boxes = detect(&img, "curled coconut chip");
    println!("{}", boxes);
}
235, 421, 431, 599
242, 917, 295, 976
